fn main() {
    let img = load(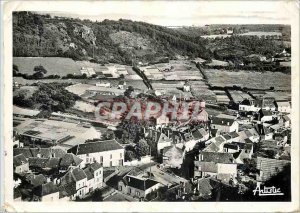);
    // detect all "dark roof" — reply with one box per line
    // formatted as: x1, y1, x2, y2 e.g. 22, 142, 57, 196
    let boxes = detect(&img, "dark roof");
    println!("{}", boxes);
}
46, 157, 61, 169
124, 175, 159, 191
200, 151, 235, 164
283, 115, 291, 122
211, 117, 235, 126
223, 143, 239, 150
90, 162, 102, 172
59, 182, 77, 198
72, 168, 87, 181
244, 143, 253, 151
259, 109, 273, 116
13, 154, 28, 167
223, 134, 232, 140
26, 174, 47, 187
68, 140, 123, 155
231, 142, 245, 149
13, 148, 66, 159
244, 138, 253, 144
28, 157, 49, 168
34, 182, 59, 197
195, 161, 217, 173
197, 178, 213, 197
60, 153, 83, 167
83, 167, 94, 180
14, 188, 22, 199
192, 128, 207, 140
228, 132, 239, 138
